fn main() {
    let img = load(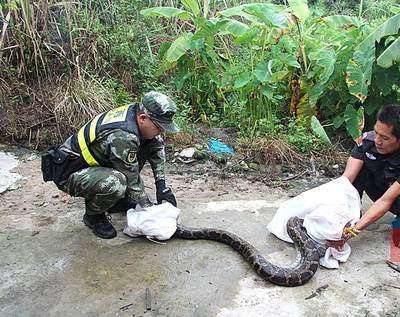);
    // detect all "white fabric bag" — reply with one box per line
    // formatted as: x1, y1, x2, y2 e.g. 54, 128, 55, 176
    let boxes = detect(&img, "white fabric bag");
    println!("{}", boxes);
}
123, 202, 180, 241
267, 176, 361, 268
